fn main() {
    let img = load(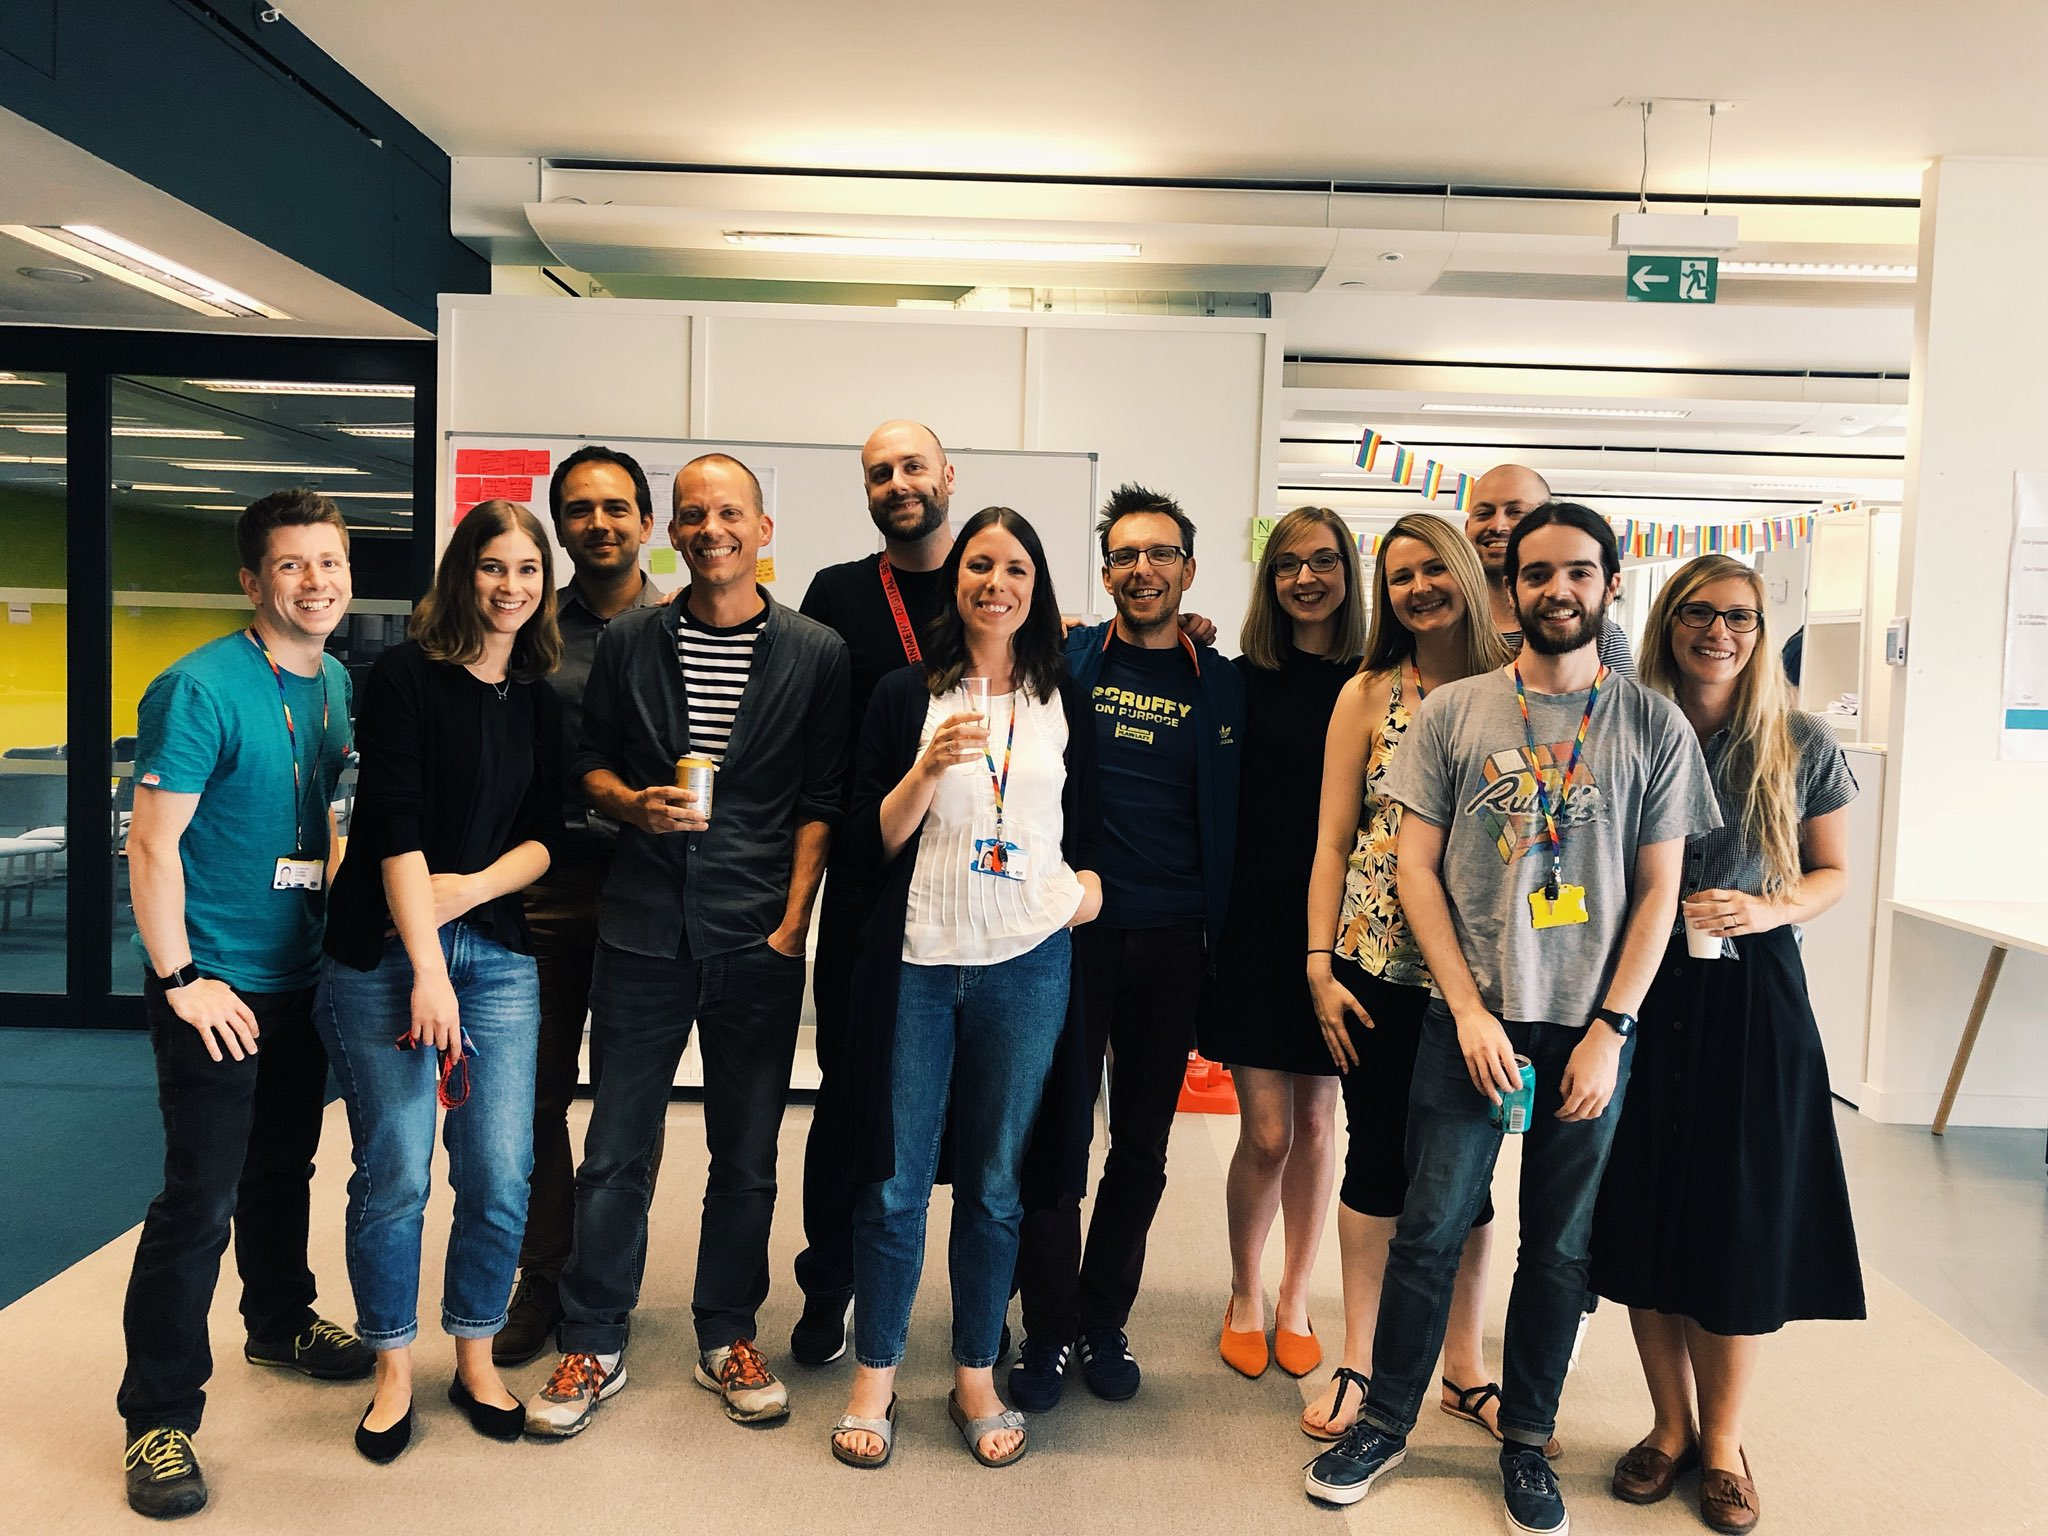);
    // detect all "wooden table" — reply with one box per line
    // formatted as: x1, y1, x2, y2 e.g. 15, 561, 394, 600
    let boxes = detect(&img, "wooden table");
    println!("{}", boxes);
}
1889, 899, 2048, 1134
